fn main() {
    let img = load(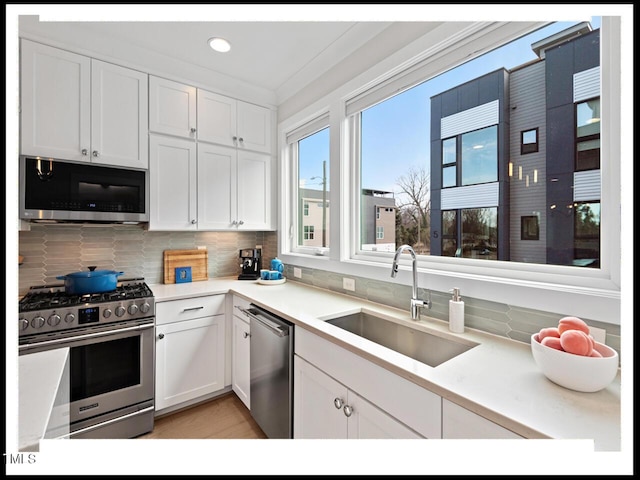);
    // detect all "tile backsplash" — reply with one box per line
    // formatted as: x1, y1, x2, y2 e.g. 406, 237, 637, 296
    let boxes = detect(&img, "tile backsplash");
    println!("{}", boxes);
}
16, 225, 620, 356
17, 224, 277, 294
